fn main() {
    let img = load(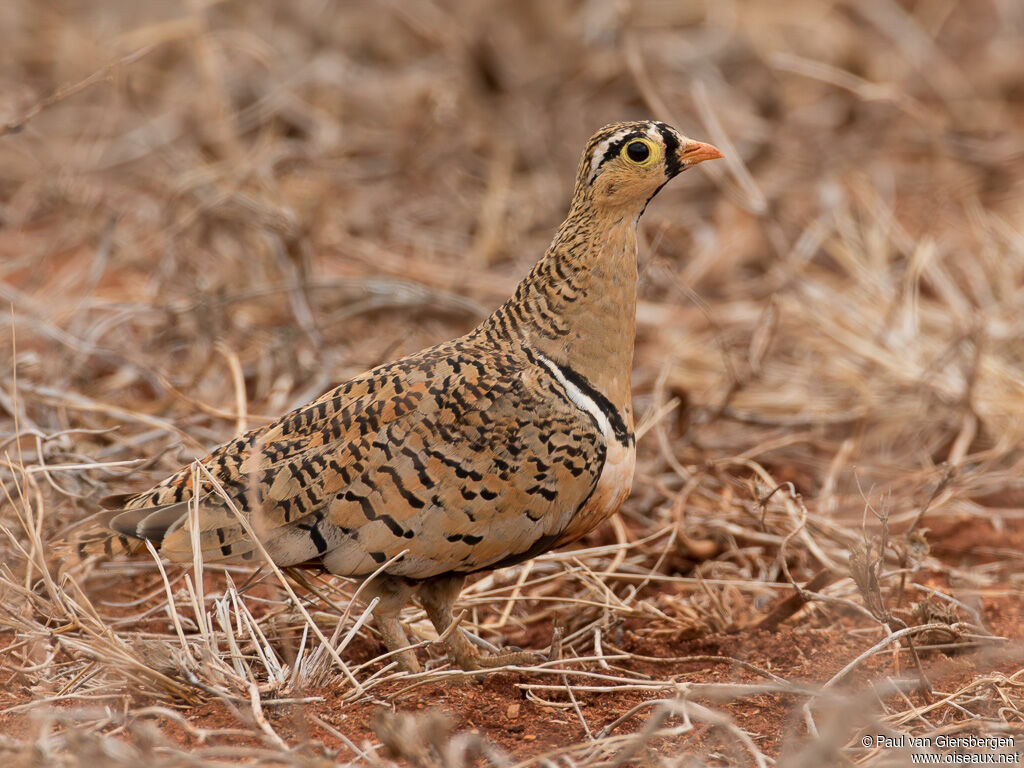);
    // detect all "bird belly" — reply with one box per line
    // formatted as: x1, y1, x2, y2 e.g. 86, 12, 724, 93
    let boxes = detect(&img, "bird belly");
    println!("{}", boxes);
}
555, 437, 636, 547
